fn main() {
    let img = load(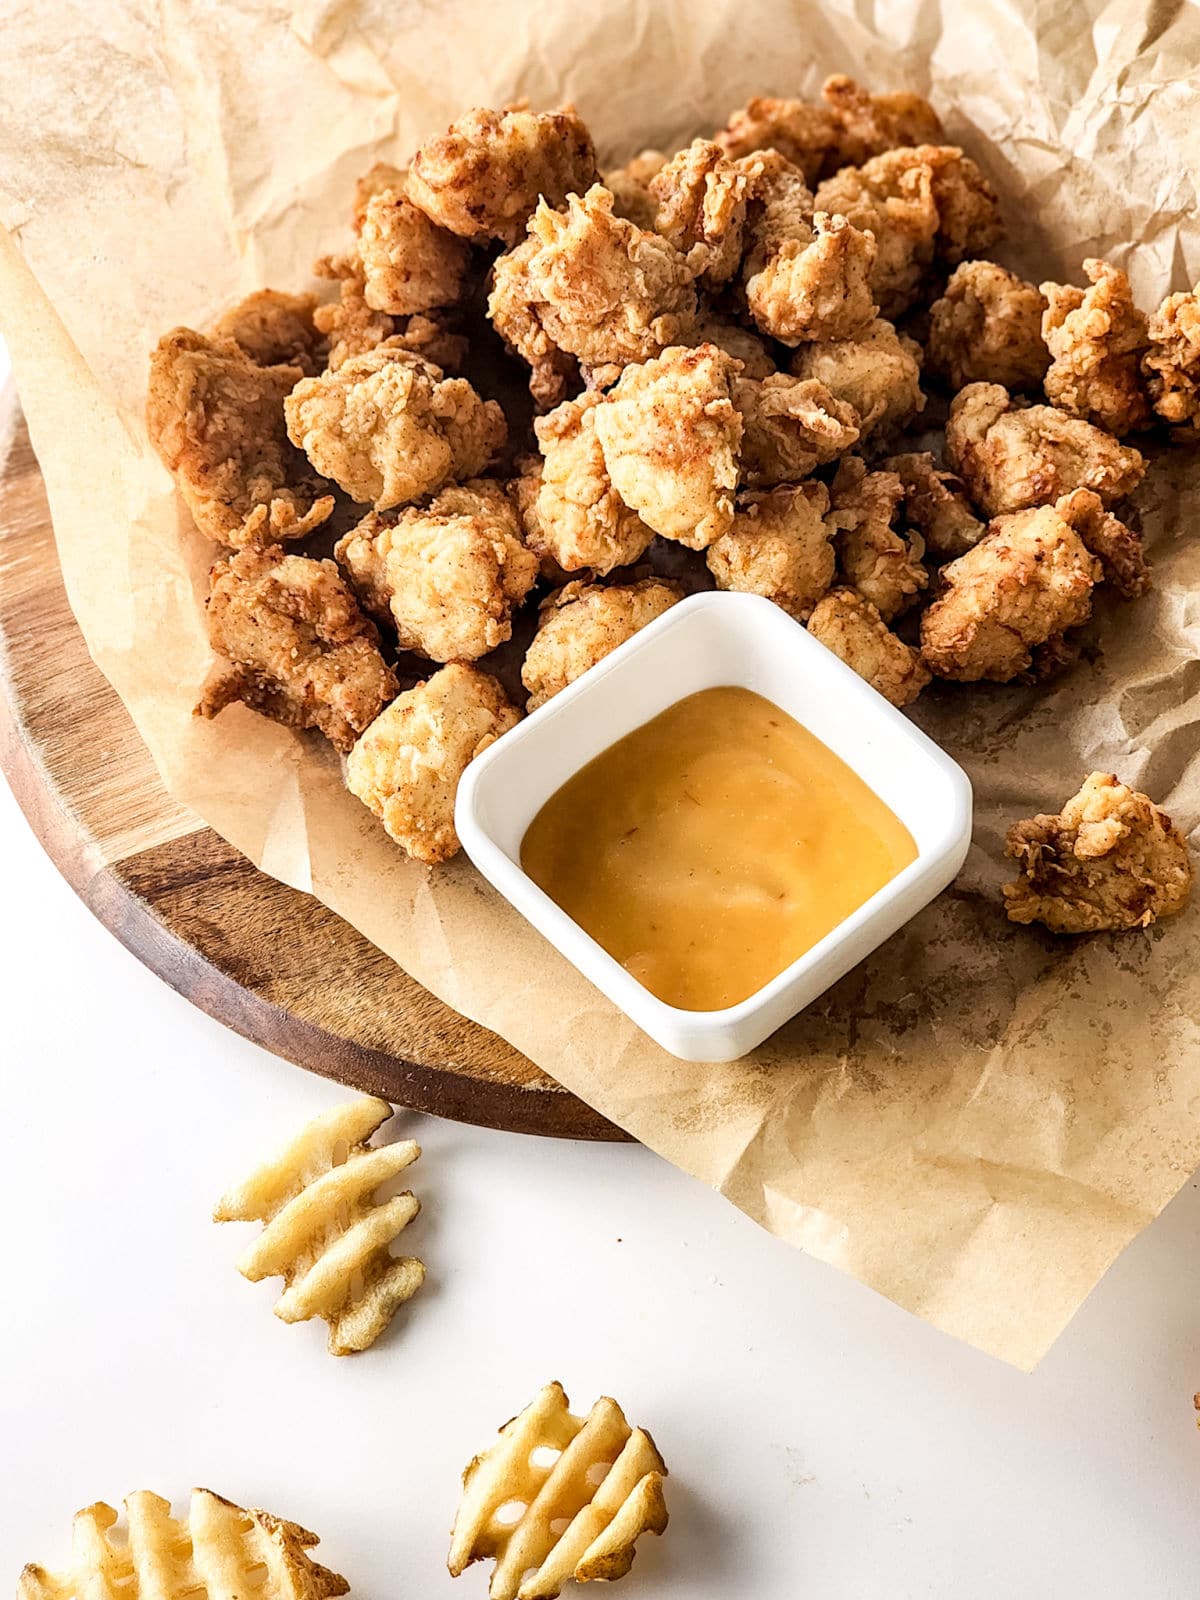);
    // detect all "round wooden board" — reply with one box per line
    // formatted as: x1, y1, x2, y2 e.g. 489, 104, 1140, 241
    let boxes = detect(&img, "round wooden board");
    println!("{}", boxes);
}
0, 395, 626, 1140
